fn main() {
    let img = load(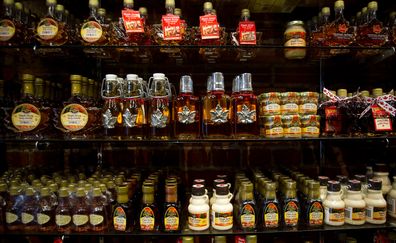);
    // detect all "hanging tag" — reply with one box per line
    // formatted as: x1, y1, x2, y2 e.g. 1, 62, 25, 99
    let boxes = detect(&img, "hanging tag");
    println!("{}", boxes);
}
122, 10, 144, 33
239, 21, 256, 45
162, 14, 182, 41
199, 14, 220, 40
372, 105, 392, 131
